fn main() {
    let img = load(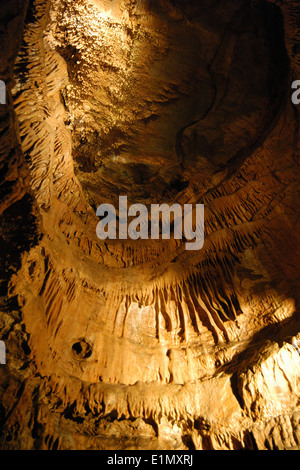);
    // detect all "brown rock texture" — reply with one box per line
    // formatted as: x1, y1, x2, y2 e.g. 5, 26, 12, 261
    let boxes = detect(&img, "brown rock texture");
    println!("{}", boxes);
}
0, 0, 300, 450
